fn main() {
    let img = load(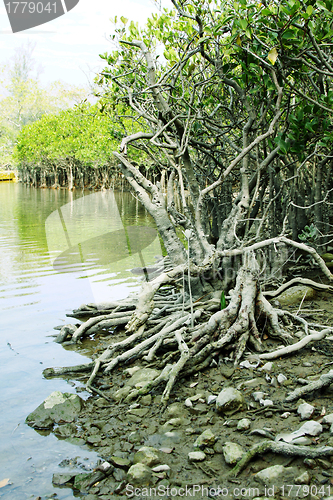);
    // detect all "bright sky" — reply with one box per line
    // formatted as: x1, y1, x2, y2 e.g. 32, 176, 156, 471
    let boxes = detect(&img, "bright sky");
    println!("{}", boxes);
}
0, 0, 170, 89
